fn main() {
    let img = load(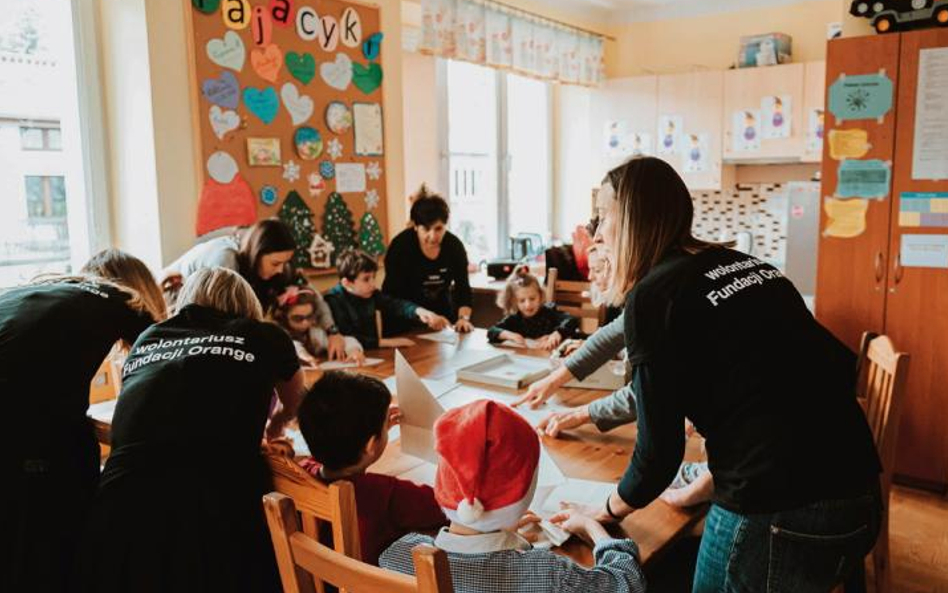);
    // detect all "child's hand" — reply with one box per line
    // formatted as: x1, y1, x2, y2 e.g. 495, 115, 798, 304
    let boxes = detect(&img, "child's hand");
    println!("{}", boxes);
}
514, 511, 544, 543
539, 331, 563, 350
549, 505, 609, 546
417, 308, 450, 330
500, 331, 526, 345
388, 404, 402, 426
380, 337, 416, 348
347, 349, 366, 365
454, 318, 474, 333
326, 334, 347, 361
